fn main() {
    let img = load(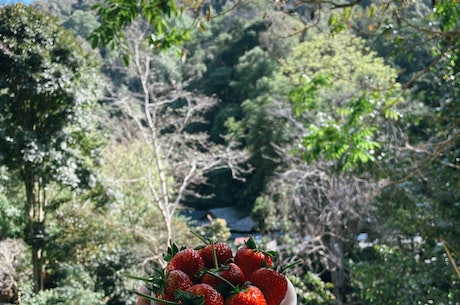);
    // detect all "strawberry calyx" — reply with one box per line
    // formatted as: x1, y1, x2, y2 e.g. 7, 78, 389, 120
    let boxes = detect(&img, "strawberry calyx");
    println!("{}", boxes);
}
134, 286, 211, 305
175, 289, 206, 305
125, 270, 164, 292
243, 236, 278, 258
163, 240, 186, 262
133, 289, 180, 305
226, 283, 268, 305
204, 270, 242, 297
194, 232, 234, 269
